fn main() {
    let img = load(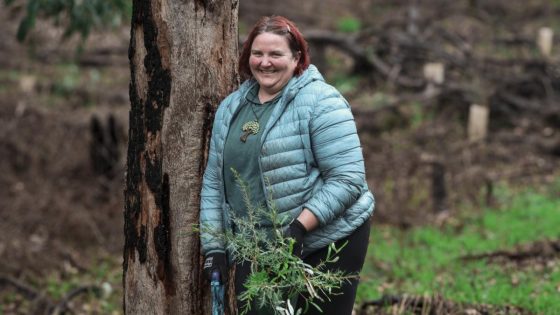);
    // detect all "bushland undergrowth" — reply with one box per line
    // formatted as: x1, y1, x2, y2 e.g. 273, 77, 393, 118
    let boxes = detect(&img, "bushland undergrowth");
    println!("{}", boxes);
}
357, 185, 560, 314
